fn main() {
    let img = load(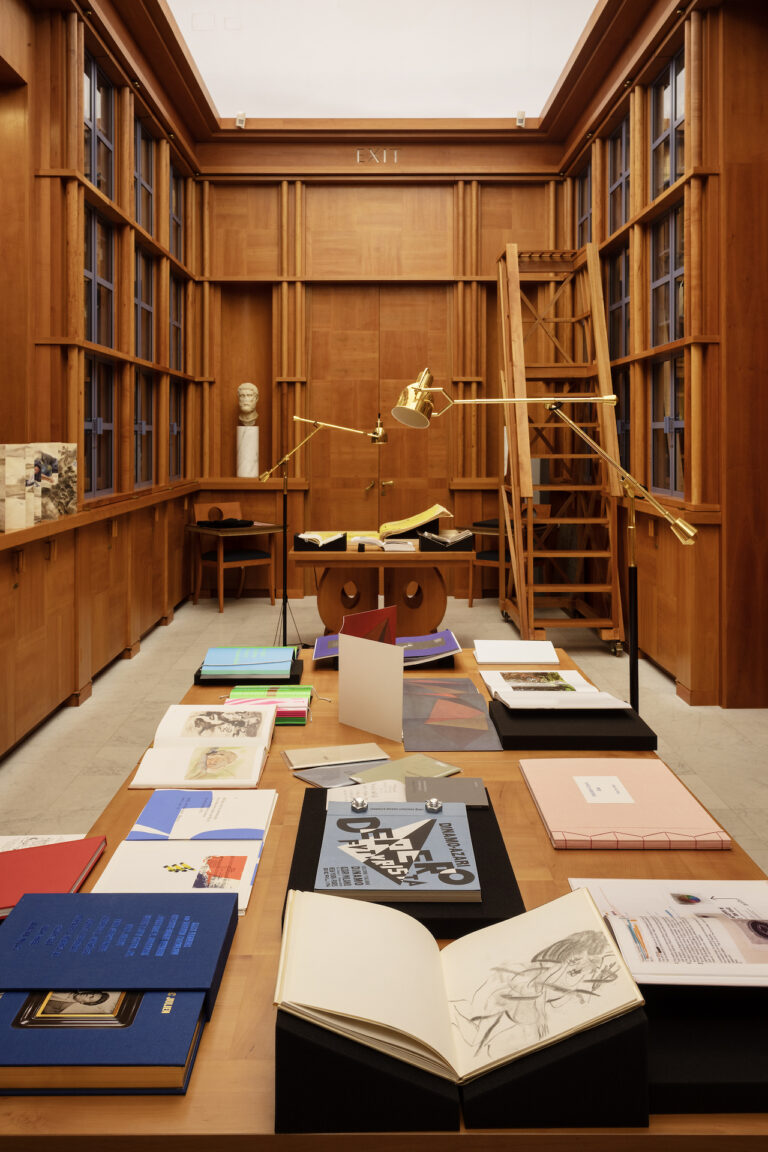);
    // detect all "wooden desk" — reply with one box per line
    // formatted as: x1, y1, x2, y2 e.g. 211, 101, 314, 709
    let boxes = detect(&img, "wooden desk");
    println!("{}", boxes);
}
290, 547, 474, 634
188, 522, 282, 612
2, 650, 767, 1149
